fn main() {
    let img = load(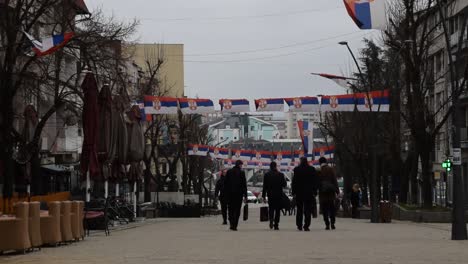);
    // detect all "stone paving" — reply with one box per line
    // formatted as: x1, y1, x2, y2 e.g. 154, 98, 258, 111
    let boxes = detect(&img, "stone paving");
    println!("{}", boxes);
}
1, 205, 468, 264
